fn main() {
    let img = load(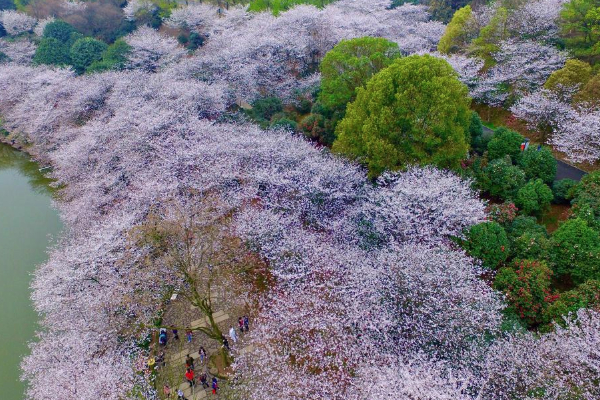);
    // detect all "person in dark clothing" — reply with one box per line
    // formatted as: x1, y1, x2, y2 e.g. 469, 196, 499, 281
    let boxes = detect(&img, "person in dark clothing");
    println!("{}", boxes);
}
222, 336, 230, 352
172, 329, 179, 340
238, 317, 244, 333
199, 372, 209, 389
211, 377, 218, 395
185, 354, 194, 370
243, 315, 249, 332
